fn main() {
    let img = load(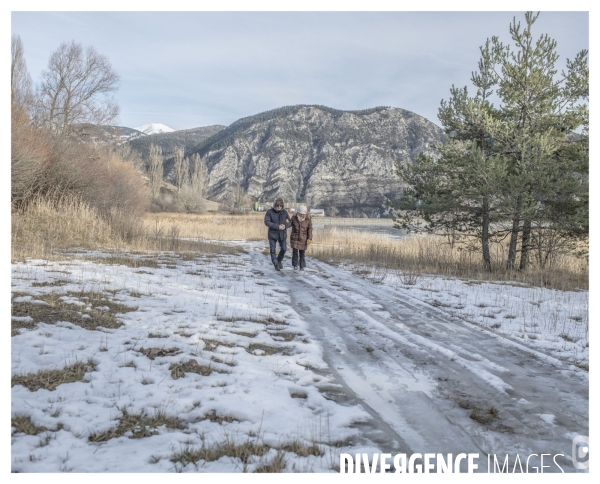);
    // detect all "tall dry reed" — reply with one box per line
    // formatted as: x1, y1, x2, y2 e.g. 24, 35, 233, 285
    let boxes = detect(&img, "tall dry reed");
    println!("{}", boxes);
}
13, 206, 587, 291
11, 200, 243, 262
141, 213, 587, 290
310, 227, 588, 291
11, 195, 121, 260
142, 212, 266, 241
